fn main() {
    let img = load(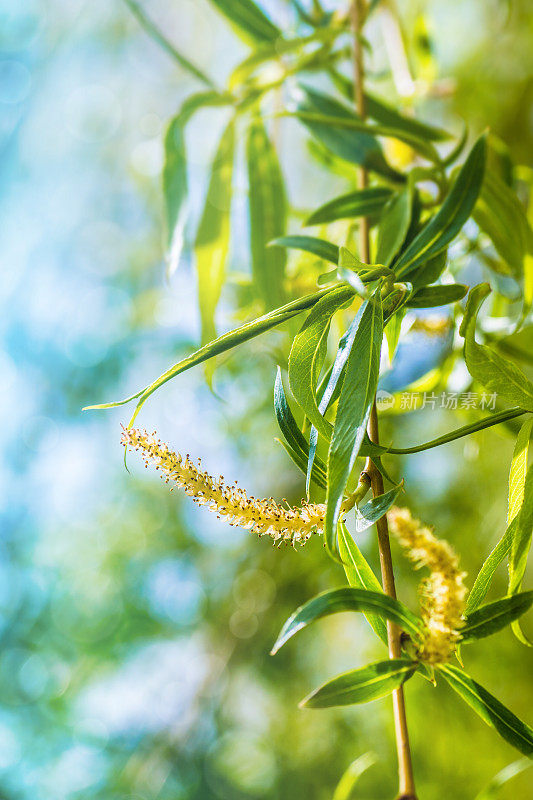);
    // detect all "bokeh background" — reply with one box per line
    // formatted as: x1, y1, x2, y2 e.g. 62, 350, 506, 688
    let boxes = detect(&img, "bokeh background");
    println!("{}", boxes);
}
1, 1, 533, 798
